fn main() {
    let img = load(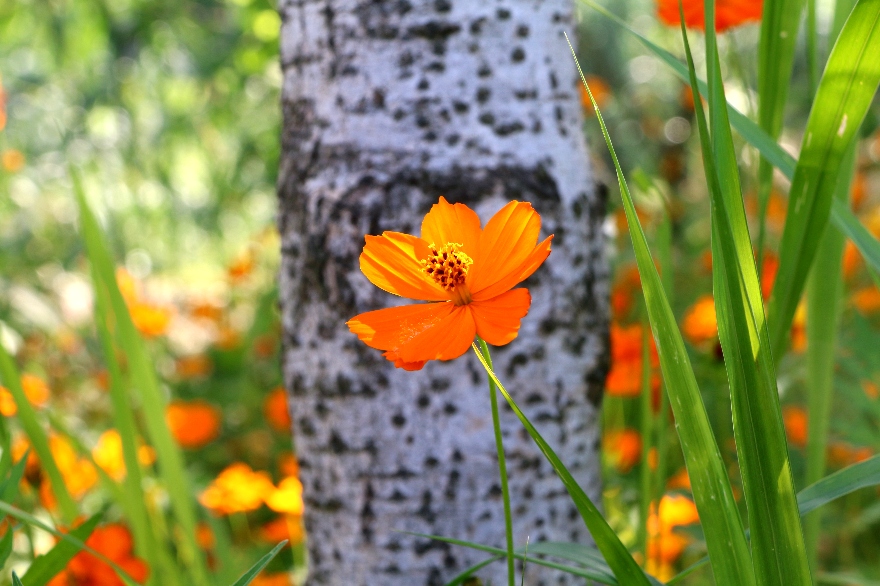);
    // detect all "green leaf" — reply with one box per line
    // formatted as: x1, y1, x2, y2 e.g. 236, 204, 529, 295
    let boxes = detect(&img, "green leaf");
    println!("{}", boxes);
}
13, 572, 23, 586
0, 345, 78, 522
229, 541, 288, 586
0, 527, 14, 570
22, 511, 103, 586
470, 341, 650, 585
798, 455, 880, 516
694, 2, 811, 582
0, 449, 31, 503
444, 556, 502, 586
575, 0, 880, 283
569, 34, 755, 586
768, 0, 880, 356
72, 171, 211, 586
0, 500, 138, 586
